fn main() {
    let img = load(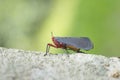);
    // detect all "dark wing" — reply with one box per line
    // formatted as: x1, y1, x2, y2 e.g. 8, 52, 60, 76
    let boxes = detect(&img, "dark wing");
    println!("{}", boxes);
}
55, 37, 93, 50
